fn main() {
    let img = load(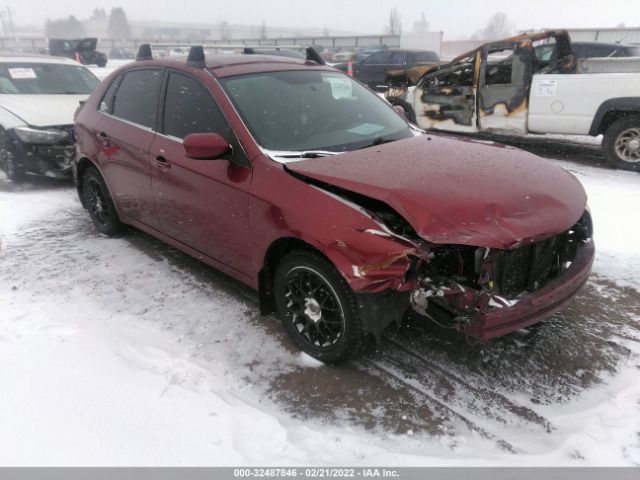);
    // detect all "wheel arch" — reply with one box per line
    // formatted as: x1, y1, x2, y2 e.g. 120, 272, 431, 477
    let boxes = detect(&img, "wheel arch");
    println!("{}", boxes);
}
589, 97, 640, 136
258, 236, 333, 315
74, 156, 100, 208
75, 157, 119, 215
